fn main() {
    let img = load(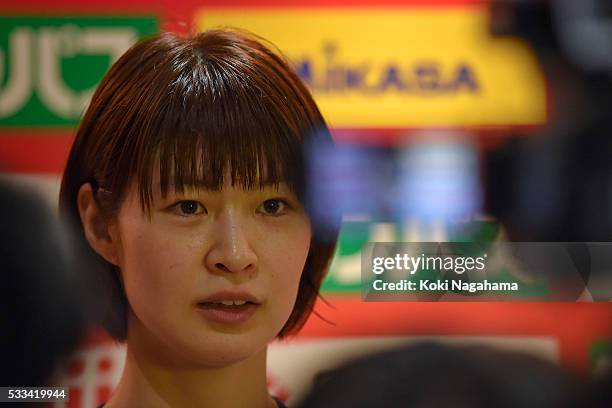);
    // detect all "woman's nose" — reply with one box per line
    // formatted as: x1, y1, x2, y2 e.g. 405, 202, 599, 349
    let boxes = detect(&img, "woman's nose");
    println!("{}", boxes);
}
205, 211, 258, 275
